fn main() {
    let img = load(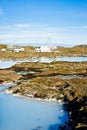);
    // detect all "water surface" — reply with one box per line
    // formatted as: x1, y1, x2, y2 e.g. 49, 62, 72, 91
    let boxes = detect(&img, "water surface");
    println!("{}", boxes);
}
0, 56, 87, 69
0, 84, 69, 130
55, 56, 87, 62
0, 60, 16, 69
